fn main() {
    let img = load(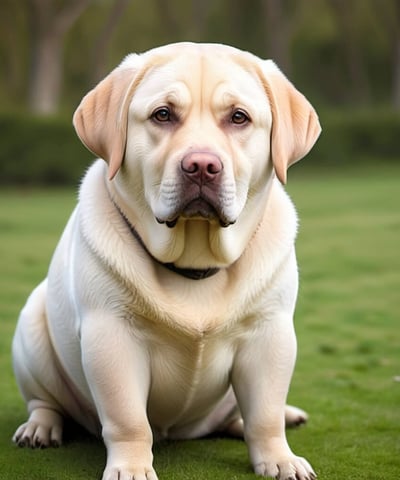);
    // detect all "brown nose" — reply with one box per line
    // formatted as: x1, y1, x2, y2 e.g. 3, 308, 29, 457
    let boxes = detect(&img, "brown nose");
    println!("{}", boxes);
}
181, 152, 223, 184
